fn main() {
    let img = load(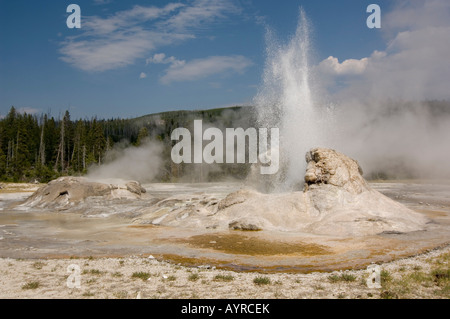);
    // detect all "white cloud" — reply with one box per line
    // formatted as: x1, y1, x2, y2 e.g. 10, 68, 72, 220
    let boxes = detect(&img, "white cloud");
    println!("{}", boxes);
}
147, 53, 168, 64
317, 0, 450, 101
159, 55, 252, 84
146, 53, 185, 67
383, 0, 450, 33
93, 0, 112, 5
60, 31, 191, 72
318, 56, 368, 76
59, 1, 240, 72
160, 0, 240, 32
139, 72, 147, 79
